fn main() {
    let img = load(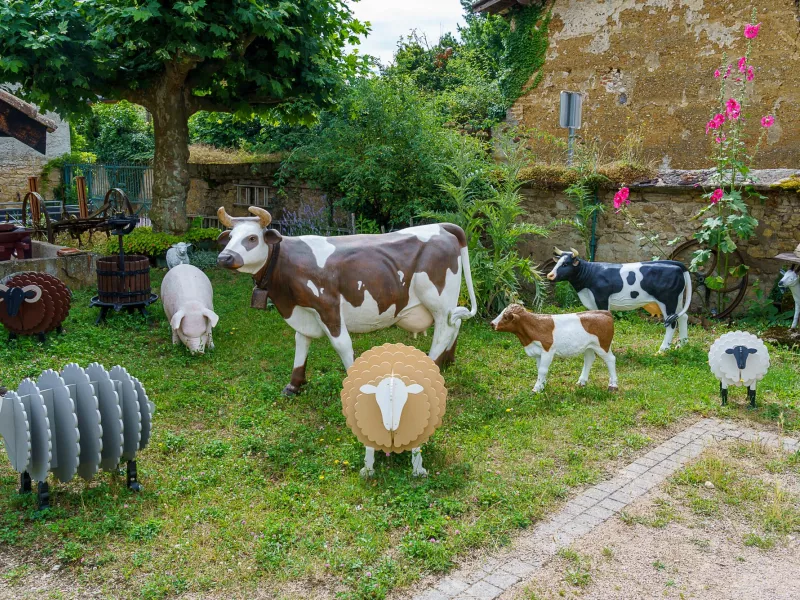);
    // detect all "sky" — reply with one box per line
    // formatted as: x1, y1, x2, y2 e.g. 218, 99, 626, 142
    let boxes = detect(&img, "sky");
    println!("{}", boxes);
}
348, 0, 468, 66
